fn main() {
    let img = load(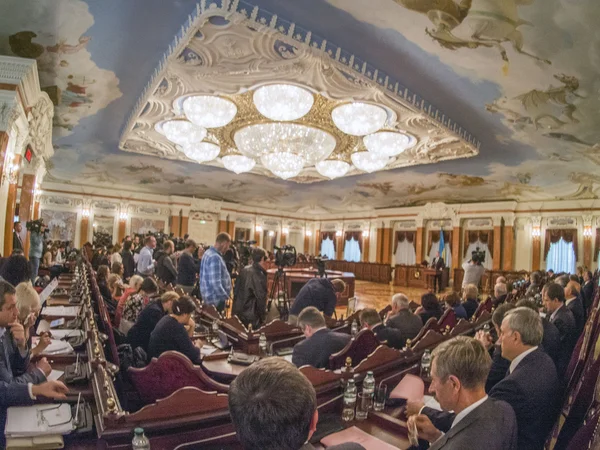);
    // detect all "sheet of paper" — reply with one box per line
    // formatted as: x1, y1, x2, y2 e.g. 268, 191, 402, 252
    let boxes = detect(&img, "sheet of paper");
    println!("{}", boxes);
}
41, 306, 80, 317
6, 404, 73, 437
321, 426, 398, 450
31, 338, 74, 356
47, 370, 64, 382
39, 279, 59, 305
389, 374, 425, 402
43, 329, 83, 340
200, 345, 217, 357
